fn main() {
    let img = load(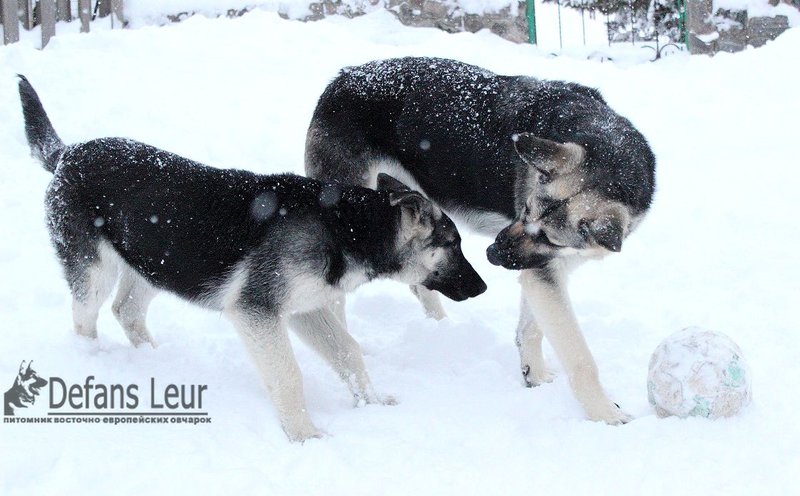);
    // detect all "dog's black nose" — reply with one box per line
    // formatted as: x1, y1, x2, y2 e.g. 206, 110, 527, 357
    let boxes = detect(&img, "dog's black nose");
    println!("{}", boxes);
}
486, 243, 503, 266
